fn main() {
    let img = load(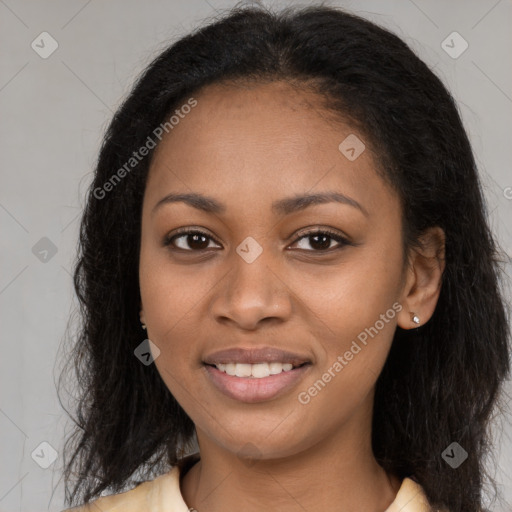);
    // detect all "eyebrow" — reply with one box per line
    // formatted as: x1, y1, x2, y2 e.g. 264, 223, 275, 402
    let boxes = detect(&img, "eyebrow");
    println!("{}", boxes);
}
151, 191, 367, 217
